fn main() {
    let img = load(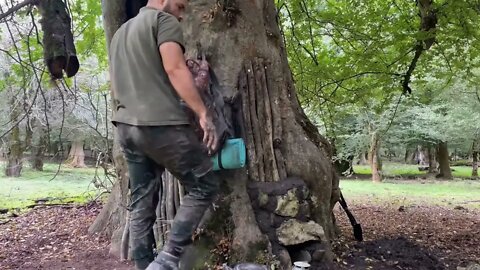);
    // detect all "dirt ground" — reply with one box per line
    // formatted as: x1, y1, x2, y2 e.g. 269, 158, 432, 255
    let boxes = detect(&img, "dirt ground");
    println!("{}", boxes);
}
0, 202, 478, 270
333, 203, 480, 270
0, 202, 132, 270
